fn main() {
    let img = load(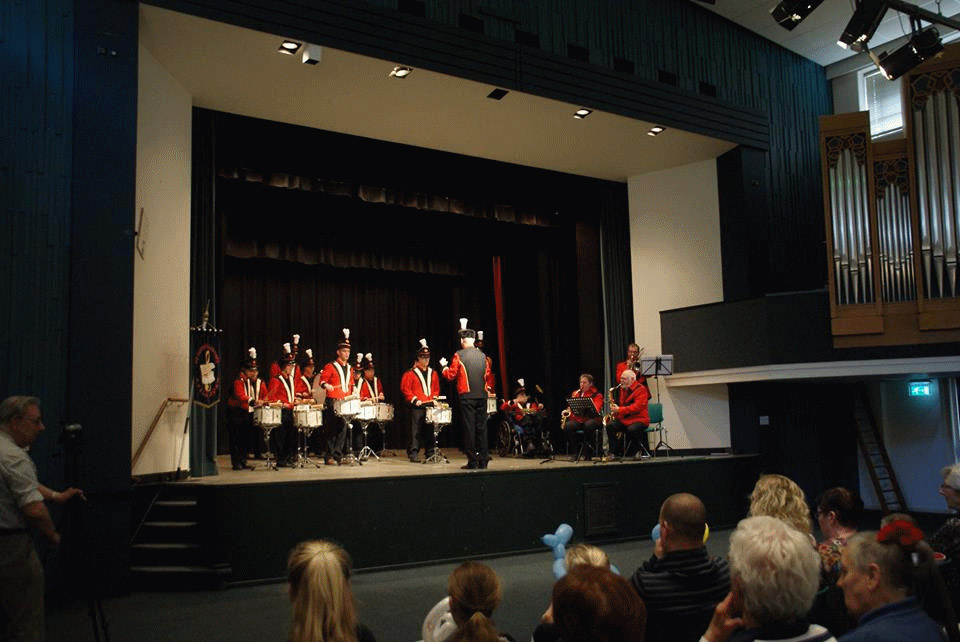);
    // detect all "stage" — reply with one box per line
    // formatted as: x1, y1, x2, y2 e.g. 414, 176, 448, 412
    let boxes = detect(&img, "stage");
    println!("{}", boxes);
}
132, 450, 761, 587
